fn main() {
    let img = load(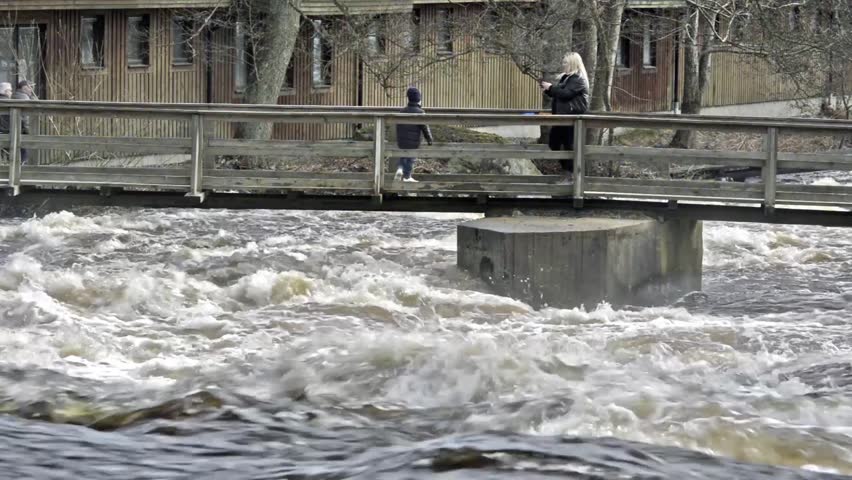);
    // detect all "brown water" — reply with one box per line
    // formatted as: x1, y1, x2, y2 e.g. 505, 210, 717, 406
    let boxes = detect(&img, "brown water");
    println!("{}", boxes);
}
0, 171, 850, 479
